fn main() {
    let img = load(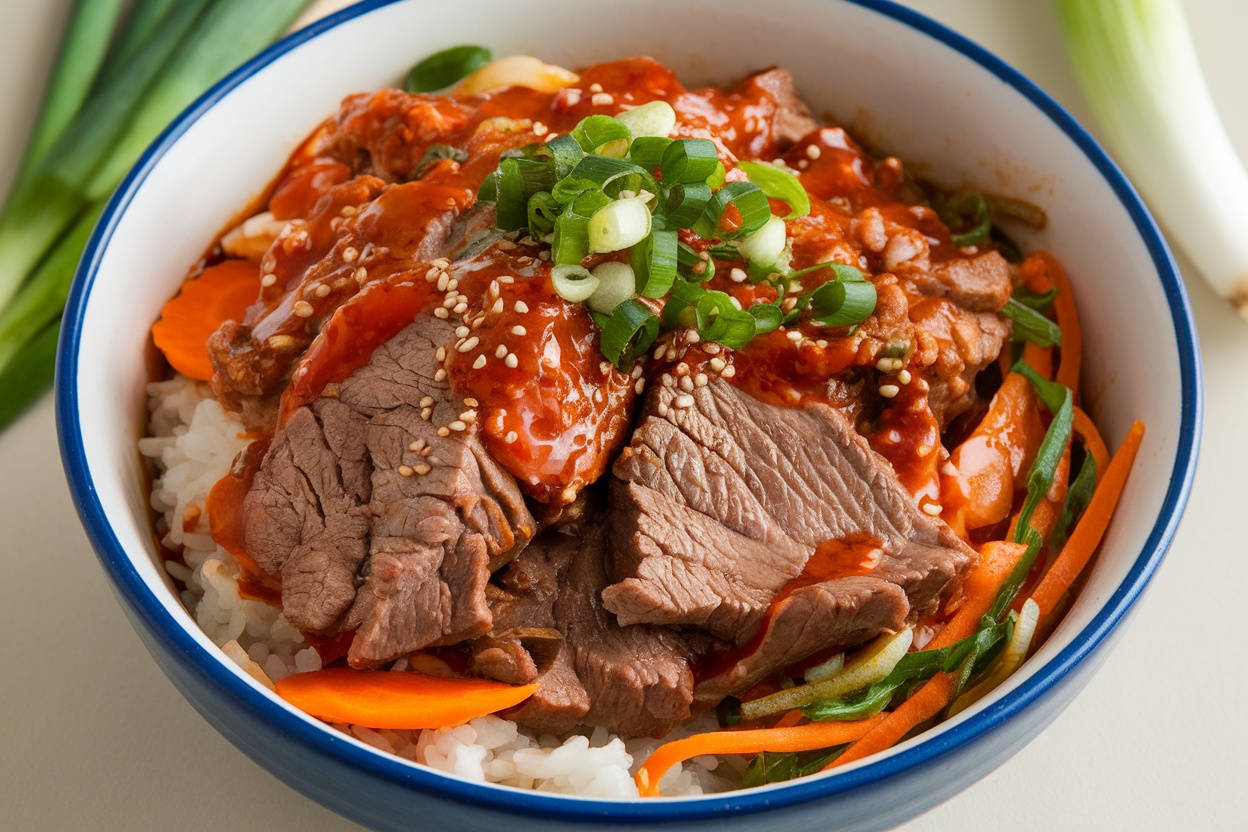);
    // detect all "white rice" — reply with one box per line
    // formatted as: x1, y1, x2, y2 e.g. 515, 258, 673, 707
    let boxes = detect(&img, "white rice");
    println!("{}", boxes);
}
140, 374, 737, 797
